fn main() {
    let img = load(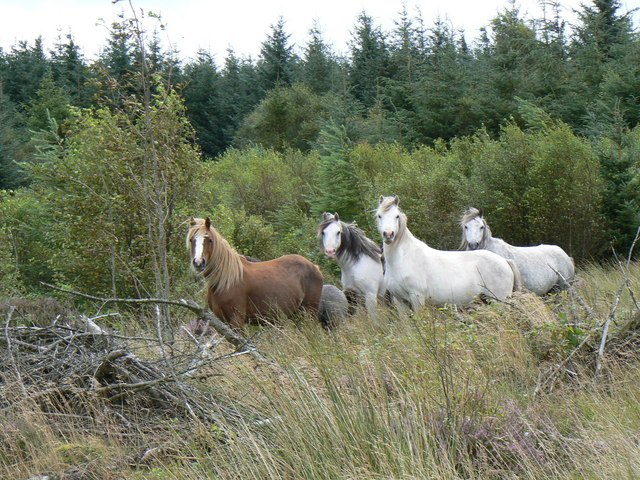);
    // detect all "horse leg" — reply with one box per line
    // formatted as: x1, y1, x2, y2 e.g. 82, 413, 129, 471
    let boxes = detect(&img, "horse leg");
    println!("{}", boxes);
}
364, 292, 379, 324
408, 293, 425, 312
302, 279, 323, 322
391, 295, 412, 320
219, 303, 247, 331
344, 288, 361, 316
